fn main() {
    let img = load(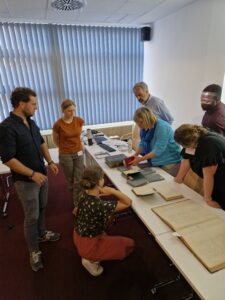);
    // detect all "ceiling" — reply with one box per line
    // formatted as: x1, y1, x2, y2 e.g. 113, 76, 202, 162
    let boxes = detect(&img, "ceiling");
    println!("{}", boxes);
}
0, 0, 197, 26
